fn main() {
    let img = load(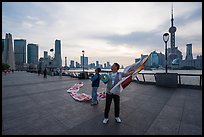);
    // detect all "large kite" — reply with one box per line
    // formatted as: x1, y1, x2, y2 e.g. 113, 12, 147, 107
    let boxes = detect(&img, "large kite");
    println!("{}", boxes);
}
110, 54, 150, 94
